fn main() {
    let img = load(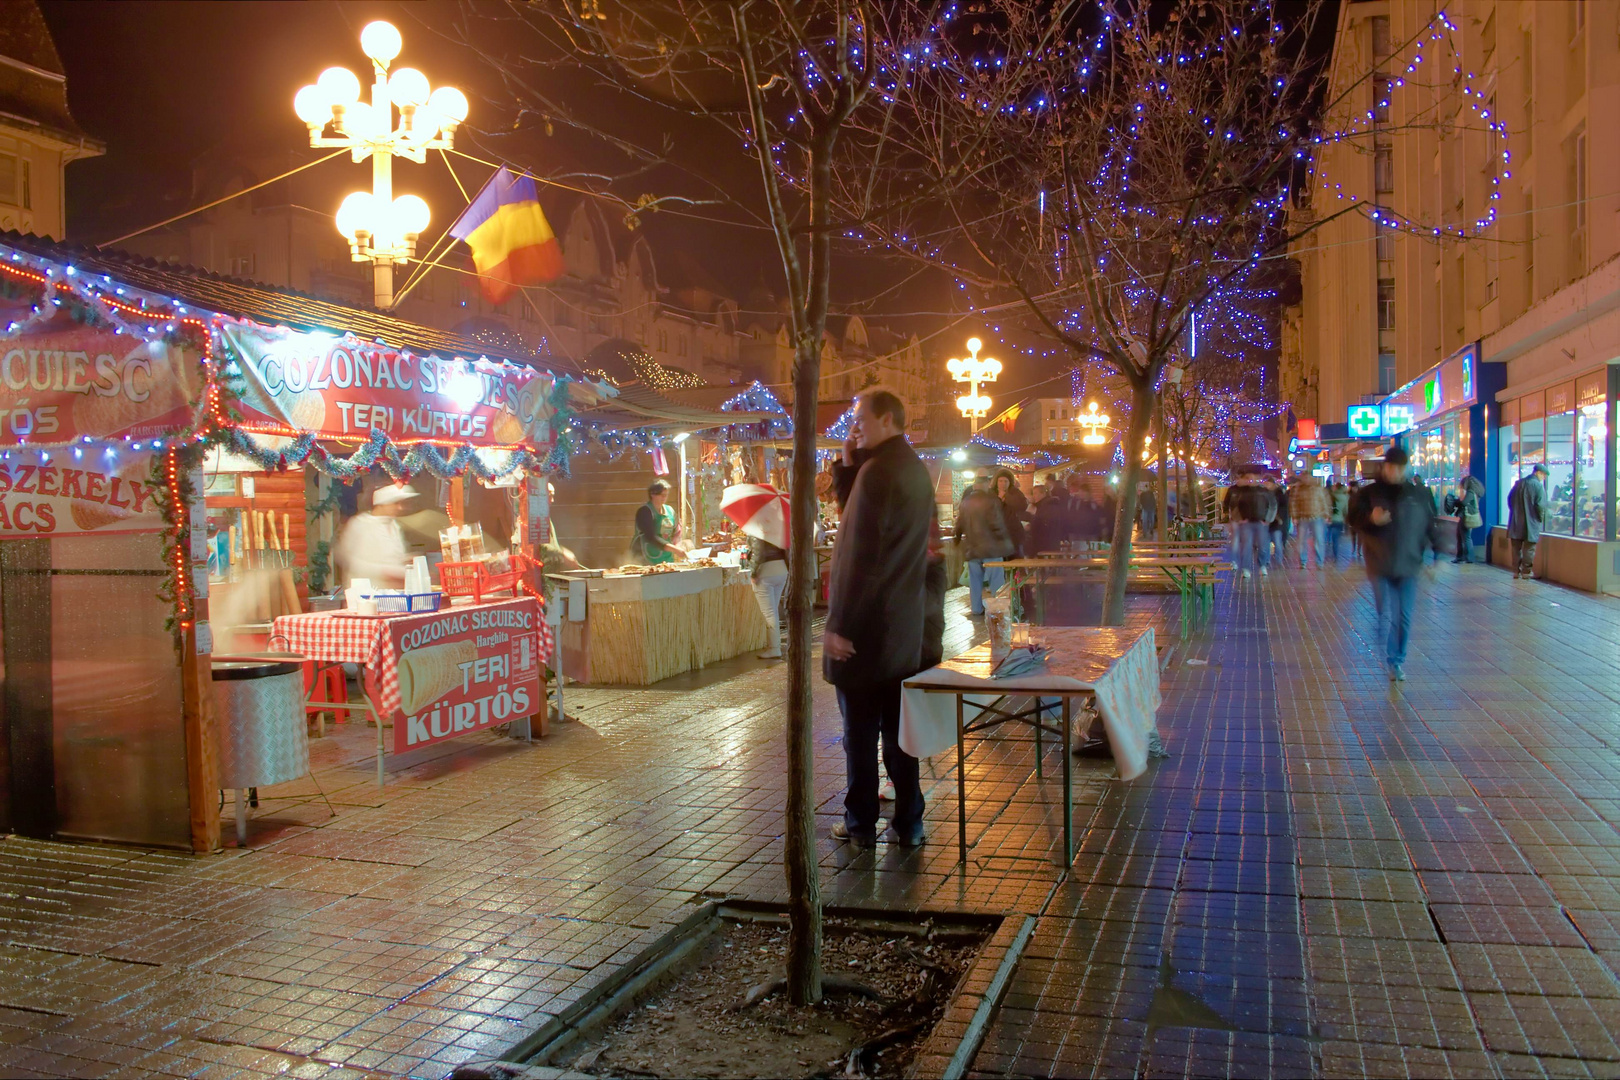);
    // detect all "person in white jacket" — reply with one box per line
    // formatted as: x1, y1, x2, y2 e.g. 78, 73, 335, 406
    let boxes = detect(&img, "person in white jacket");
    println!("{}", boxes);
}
335, 483, 416, 589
